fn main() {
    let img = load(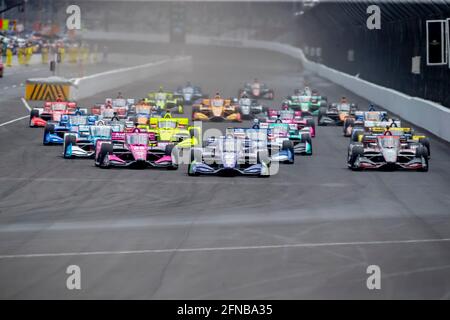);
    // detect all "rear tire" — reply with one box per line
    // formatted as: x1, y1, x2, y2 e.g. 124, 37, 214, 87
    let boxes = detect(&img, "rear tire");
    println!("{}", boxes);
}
306, 118, 315, 136
318, 107, 327, 126
416, 146, 429, 172
63, 135, 77, 158
418, 138, 431, 158
43, 123, 55, 145
343, 118, 354, 136
301, 133, 313, 155
29, 109, 39, 127
282, 140, 294, 164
